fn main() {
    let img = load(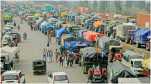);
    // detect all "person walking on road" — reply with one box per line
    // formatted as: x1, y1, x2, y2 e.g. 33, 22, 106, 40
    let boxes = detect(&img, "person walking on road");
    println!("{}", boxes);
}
42, 48, 47, 61
17, 25, 20, 31
67, 54, 74, 67
14, 21, 16, 27
23, 32, 27, 40
66, 54, 70, 67
55, 49, 59, 62
59, 55, 64, 67
47, 49, 53, 62
30, 23, 33, 31
47, 40, 50, 47
70, 55, 74, 67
